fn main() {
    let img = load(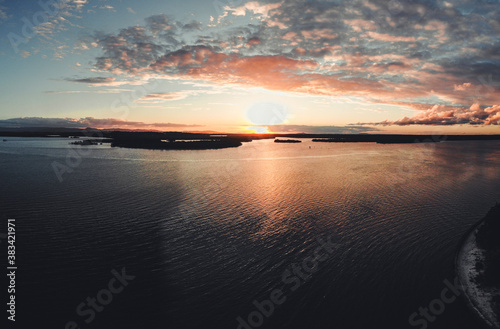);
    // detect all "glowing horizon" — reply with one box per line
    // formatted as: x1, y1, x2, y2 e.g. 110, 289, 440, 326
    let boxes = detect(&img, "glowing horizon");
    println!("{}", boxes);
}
0, 0, 499, 134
